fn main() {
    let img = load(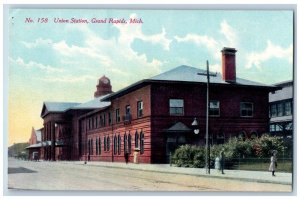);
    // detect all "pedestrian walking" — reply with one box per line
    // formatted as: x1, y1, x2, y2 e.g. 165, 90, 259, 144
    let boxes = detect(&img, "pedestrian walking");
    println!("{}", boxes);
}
124, 151, 129, 164
269, 151, 277, 176
87, 153, 90, 162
